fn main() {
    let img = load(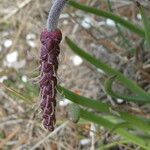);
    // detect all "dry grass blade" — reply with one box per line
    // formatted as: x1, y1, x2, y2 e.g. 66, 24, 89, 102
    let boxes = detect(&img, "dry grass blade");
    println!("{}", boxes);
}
0, 83, 31, 103
0, 0, 34, 23
0, 127, 20, 149
30, 121, 68, 150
